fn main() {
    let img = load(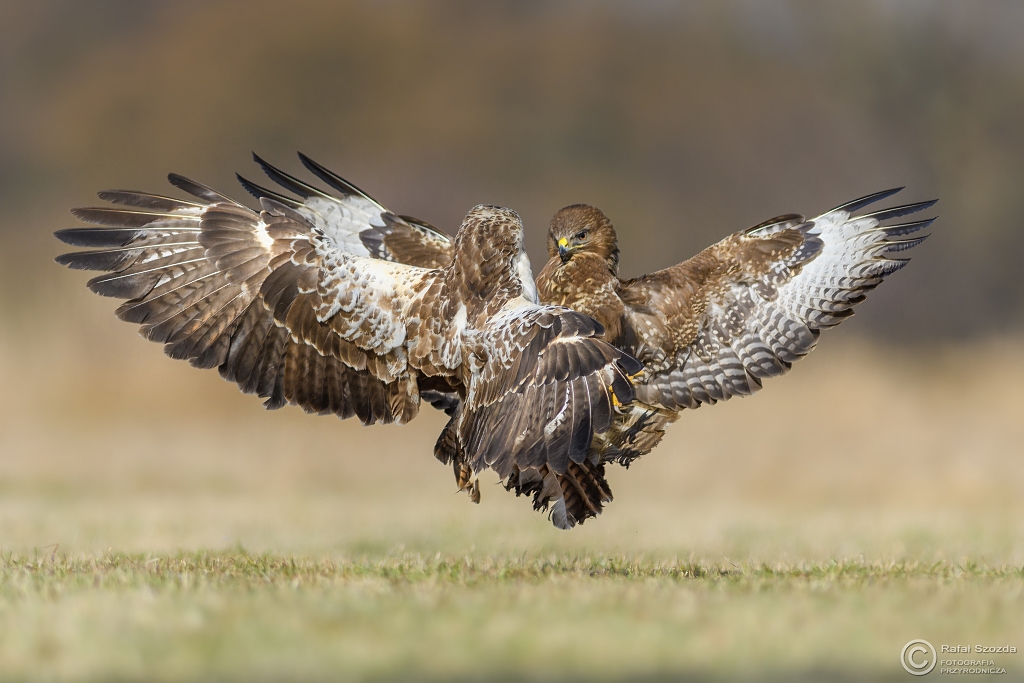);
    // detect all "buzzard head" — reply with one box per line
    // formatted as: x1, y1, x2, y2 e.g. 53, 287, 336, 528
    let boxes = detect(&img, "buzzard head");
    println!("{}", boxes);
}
452, 204, 537, 303
547, 204, 619, 272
